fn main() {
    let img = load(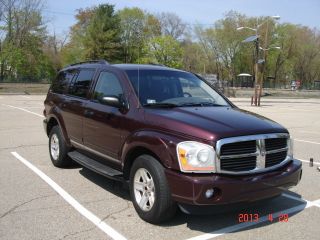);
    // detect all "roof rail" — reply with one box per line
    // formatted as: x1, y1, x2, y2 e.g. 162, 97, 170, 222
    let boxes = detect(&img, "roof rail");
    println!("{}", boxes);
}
68, 60, 109, 67
148, 63, 166, 67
